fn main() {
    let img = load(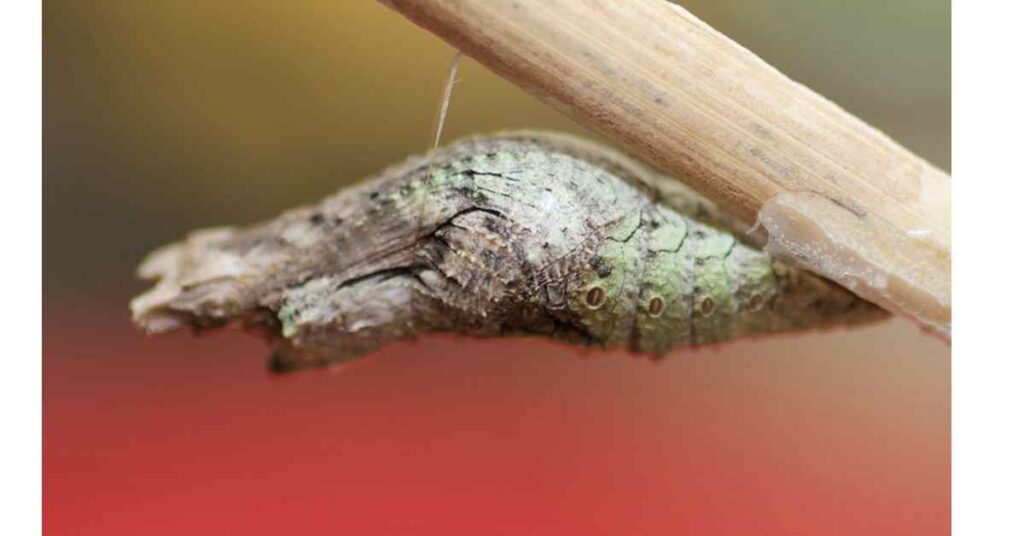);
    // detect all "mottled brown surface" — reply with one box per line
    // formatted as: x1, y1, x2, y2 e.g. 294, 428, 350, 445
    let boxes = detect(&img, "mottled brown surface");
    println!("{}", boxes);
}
132, 132, 885, 372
